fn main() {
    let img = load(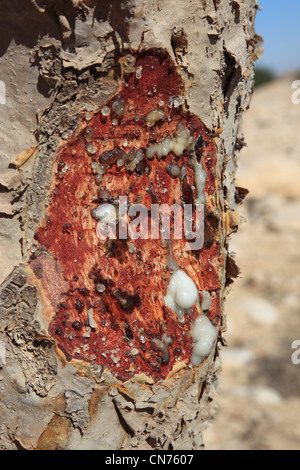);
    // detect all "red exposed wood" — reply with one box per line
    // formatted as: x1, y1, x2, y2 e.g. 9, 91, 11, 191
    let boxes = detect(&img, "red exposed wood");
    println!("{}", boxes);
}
31, 51, 224, 381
